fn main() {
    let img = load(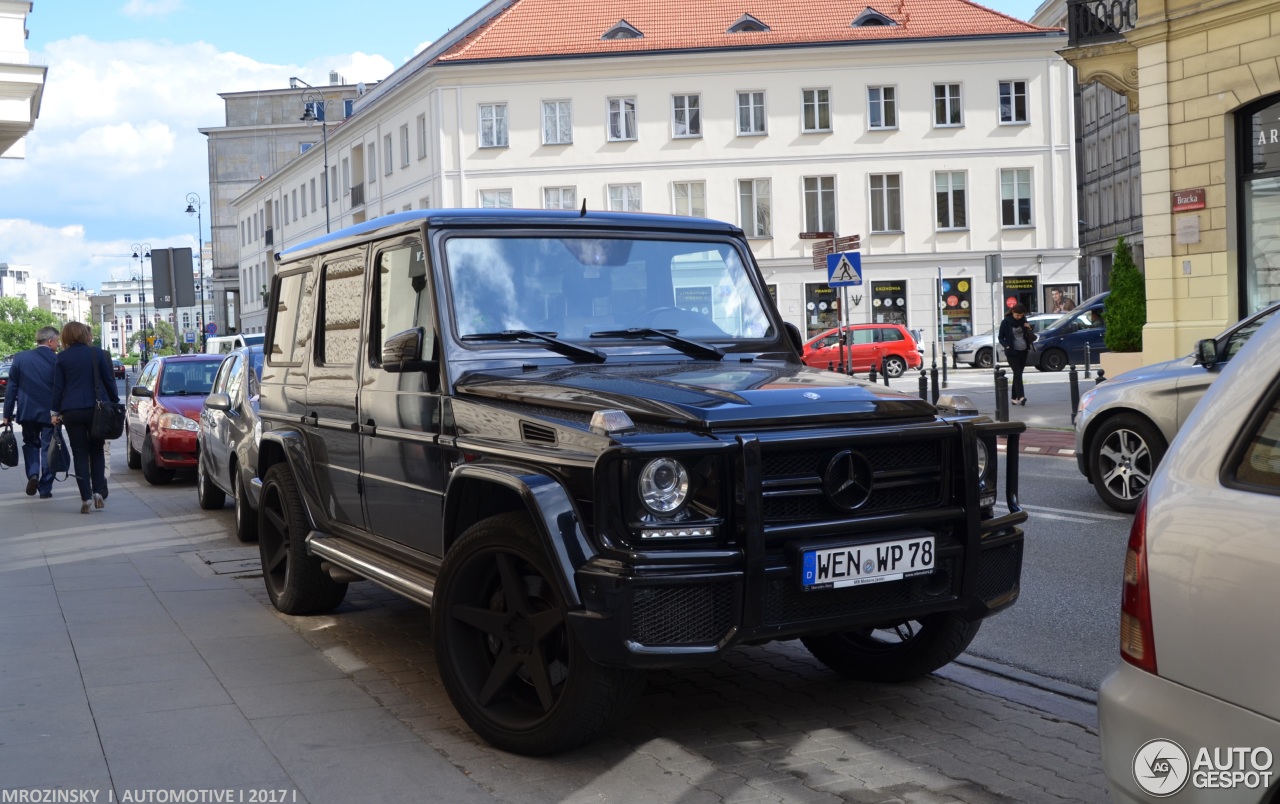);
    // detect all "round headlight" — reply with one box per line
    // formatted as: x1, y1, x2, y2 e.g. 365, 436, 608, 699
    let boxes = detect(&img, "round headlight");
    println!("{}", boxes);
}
975, 439, 989, 479
638, 458, 690, 514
